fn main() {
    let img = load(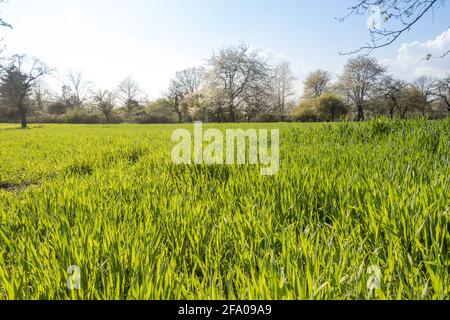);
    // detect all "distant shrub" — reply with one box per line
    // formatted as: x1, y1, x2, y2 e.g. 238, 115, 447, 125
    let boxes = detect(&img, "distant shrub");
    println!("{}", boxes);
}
316, 93, 348, 122
292, 100, 320, 122
47, 101, 68, 115
134, 101, 178, 124
63, 110, 105, 124
134, 112, 176, 124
